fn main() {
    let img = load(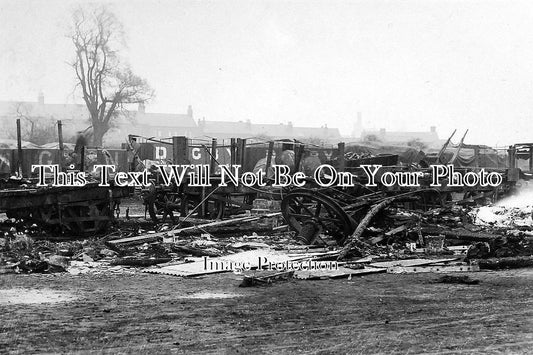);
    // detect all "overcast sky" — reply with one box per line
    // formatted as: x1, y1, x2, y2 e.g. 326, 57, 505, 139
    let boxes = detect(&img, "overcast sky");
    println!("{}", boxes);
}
1, 0, 533, 145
